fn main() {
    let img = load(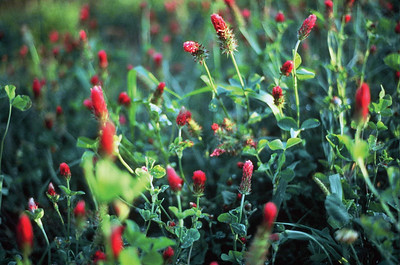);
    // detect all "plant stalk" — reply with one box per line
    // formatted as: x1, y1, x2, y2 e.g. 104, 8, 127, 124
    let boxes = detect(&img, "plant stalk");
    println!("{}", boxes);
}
0, 103, 12, 214
230, 52, 250, 119
292, 40, 301, 128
